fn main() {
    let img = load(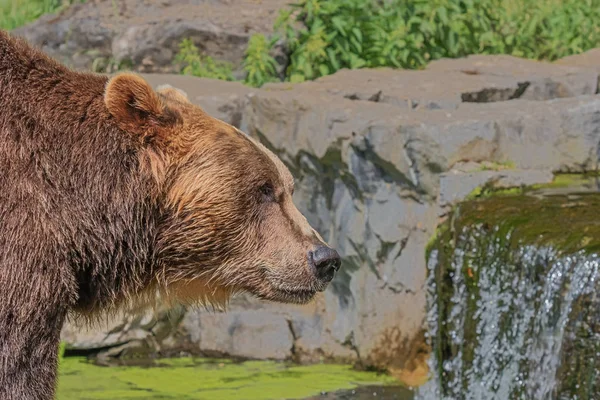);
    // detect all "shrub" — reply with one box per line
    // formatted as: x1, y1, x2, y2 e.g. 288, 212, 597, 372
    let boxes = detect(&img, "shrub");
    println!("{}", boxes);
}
0, 0, 78, 30
175, 38, 235, 81
243, 34, 279, 87
274, 0, 600, 82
